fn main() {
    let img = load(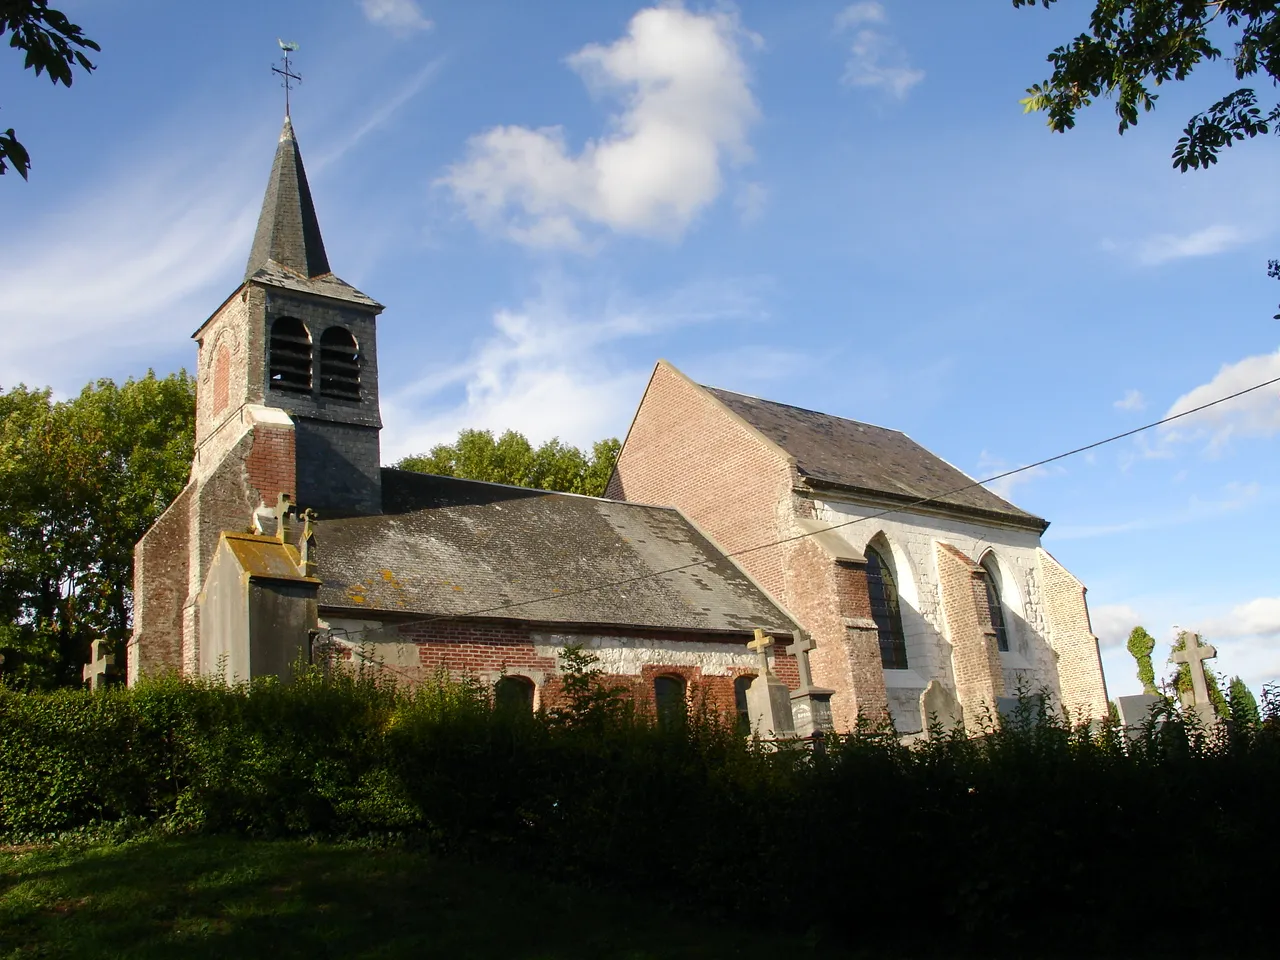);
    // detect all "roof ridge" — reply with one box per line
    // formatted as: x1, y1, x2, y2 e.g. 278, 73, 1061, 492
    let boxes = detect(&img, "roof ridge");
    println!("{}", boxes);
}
702, 384, 907, 435
379, 467, 683, 511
